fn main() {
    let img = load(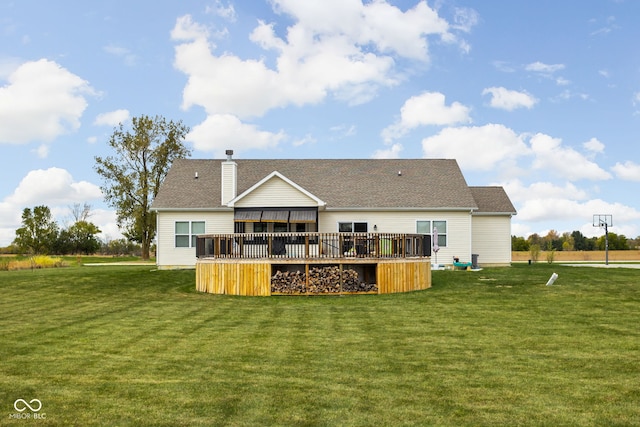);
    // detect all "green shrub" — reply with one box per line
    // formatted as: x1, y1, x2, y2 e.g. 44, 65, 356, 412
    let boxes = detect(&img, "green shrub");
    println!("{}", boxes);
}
529, 244, 540, 263
546, 248, 556, 263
